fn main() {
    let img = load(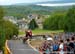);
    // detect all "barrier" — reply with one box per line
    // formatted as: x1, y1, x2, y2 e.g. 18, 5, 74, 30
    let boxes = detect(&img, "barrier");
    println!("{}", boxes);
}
4, 40, 12, 54
39, 51, 74, 54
